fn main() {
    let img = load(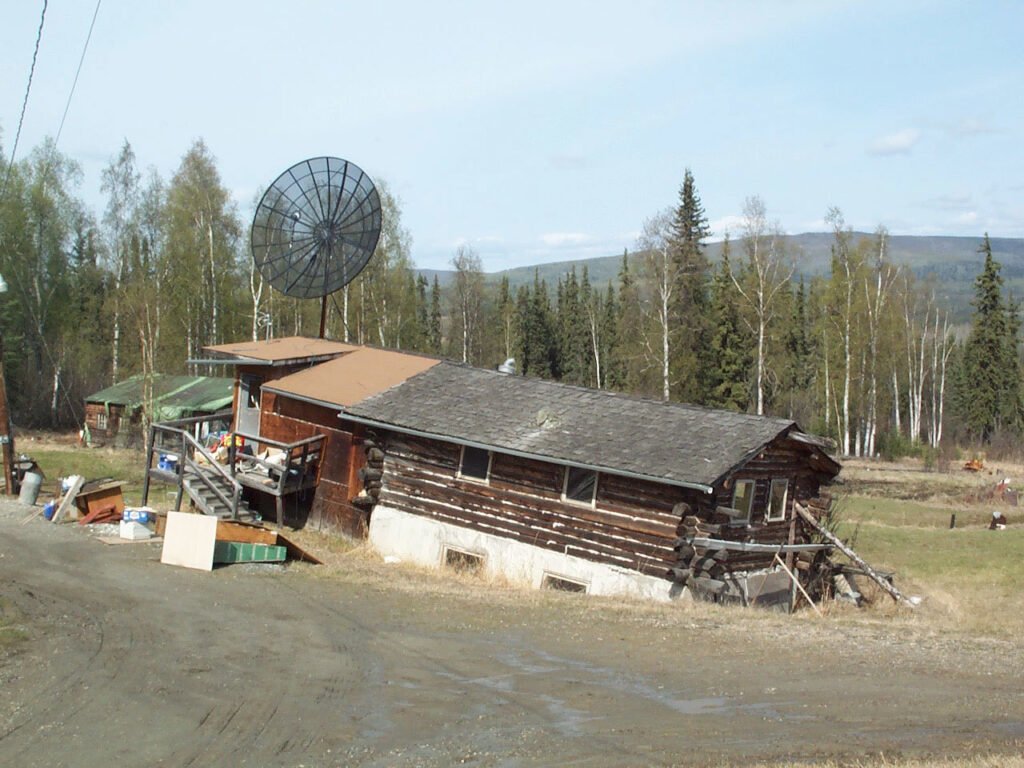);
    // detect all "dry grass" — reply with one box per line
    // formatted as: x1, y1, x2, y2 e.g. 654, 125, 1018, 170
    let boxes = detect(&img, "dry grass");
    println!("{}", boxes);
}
741, 756, 1024, 768
0, 597, 29, 651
